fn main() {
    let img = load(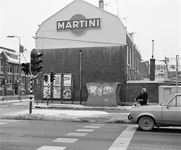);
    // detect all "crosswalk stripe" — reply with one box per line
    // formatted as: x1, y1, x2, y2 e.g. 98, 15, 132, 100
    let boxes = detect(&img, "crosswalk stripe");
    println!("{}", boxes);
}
84, 126, 100, 128
0, 122, 6, 124
36, 146, 66, 150
53, 138, 78, 143
90, 124, 105, 126
0, 119, 20, 122
75, 129, 94, 132
108, 125, 137, 150
66, 132, 87, 137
